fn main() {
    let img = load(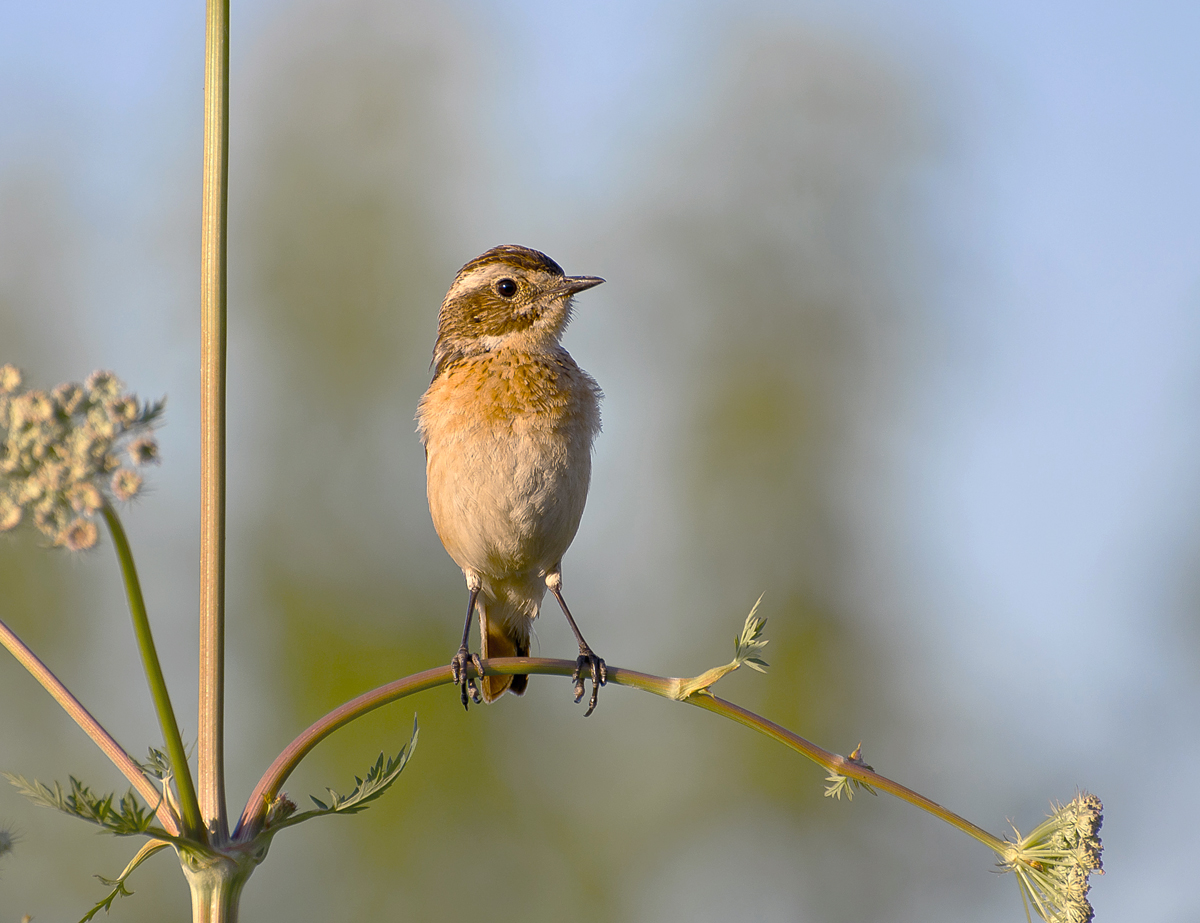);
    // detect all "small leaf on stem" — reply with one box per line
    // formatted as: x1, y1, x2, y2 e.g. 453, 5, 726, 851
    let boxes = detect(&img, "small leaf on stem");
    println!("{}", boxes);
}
4, 773, 159, 837
80, 839, 170, 923
266, 718, 419, 832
